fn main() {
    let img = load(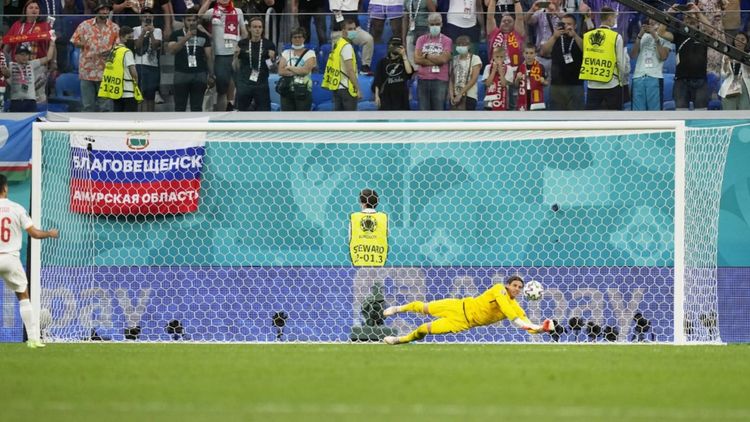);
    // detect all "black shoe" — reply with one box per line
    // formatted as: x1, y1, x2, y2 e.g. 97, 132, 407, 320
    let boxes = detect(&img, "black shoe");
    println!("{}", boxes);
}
226, 102, 234, 111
